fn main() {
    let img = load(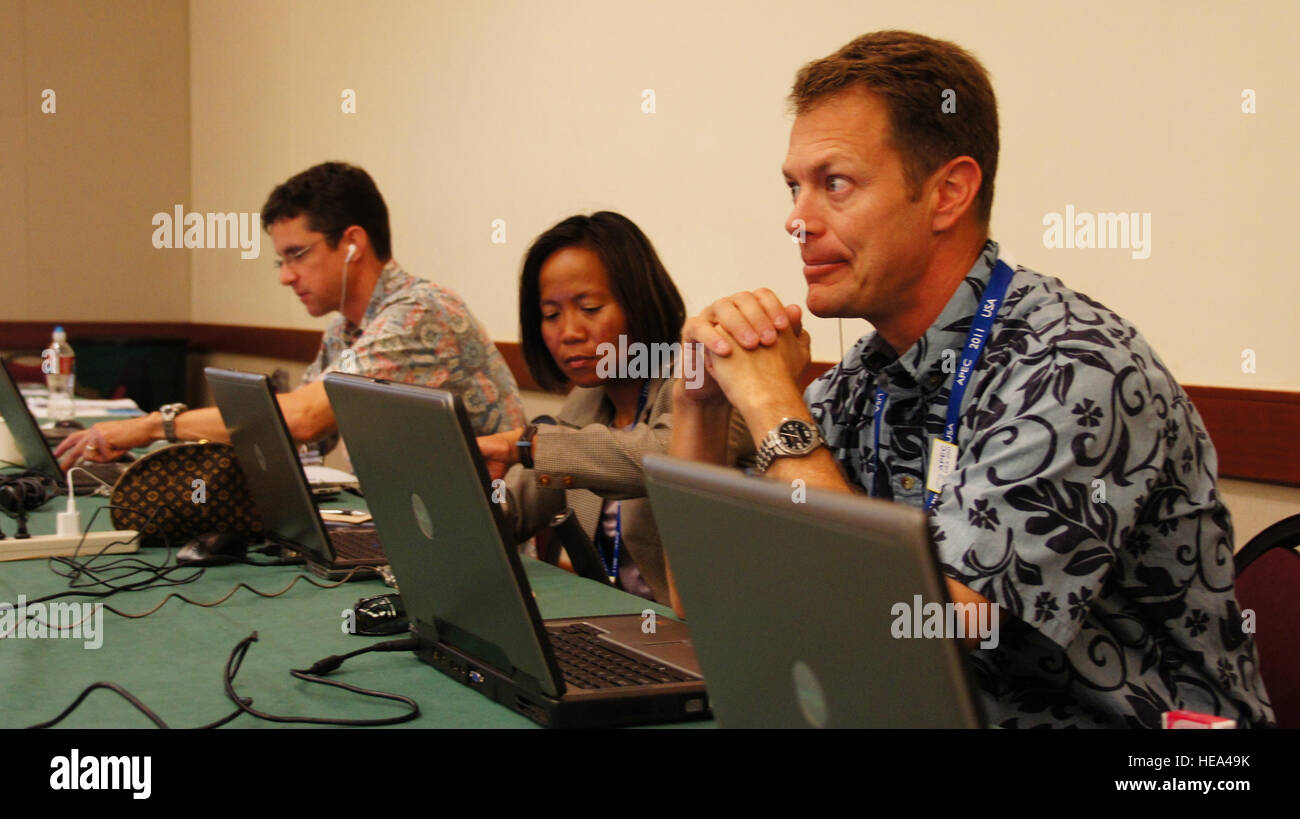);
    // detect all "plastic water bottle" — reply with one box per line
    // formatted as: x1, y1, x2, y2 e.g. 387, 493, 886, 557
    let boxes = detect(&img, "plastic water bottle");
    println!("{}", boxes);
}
43, 326, 76, 422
